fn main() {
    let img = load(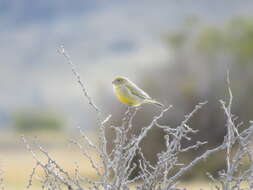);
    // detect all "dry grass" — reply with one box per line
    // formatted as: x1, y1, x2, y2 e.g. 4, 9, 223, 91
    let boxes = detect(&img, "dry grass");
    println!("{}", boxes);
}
0, 132, 214, 190
0, 131, 99, 190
